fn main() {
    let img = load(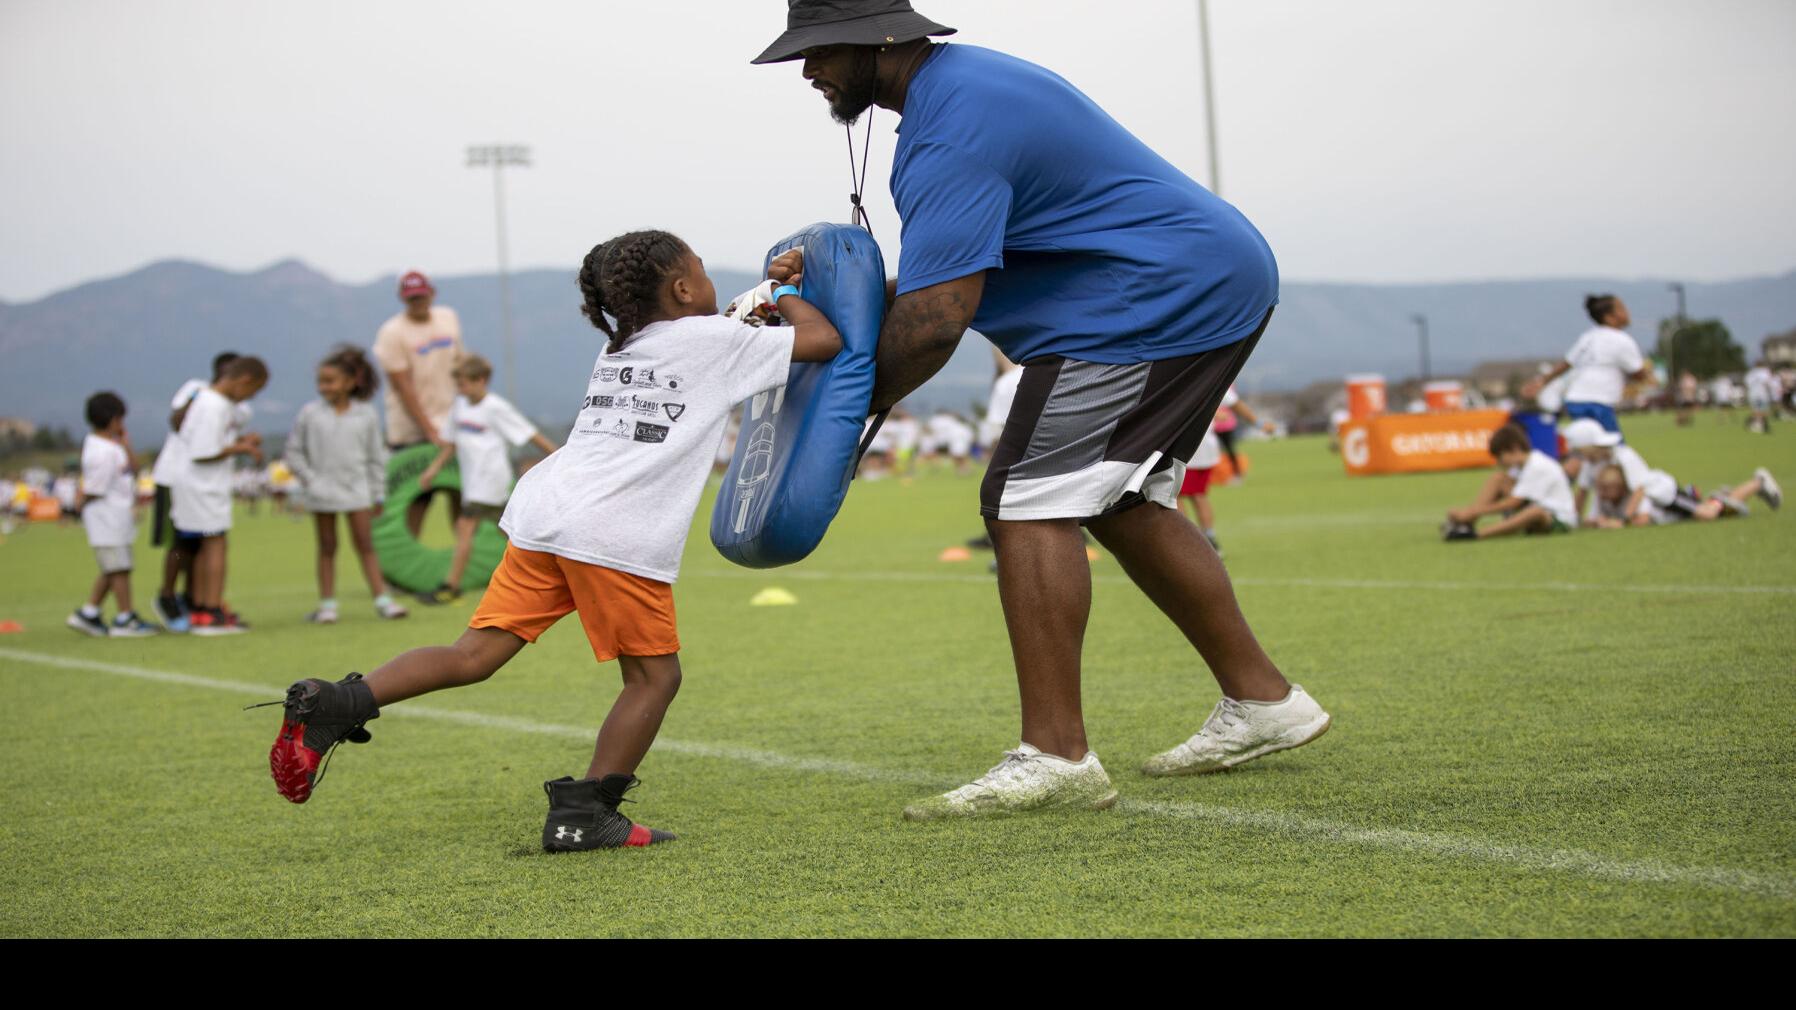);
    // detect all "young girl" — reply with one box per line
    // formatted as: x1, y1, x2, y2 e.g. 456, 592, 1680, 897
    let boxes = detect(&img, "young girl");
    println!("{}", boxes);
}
266, 230, 842, 850
285, 346, 408, 623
